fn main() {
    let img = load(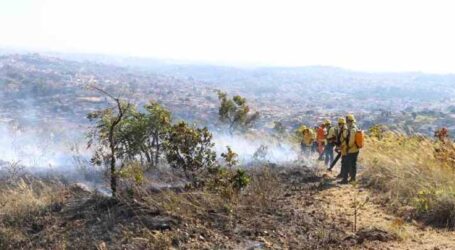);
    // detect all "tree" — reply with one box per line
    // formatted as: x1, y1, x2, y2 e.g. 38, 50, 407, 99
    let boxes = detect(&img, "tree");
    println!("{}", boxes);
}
115, 106, 149, 163
217, 91, 259, 133
164, 121, 217, 185
143, 101, 171, 167
107, 101, 172, 168
87, 87, 131, 197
